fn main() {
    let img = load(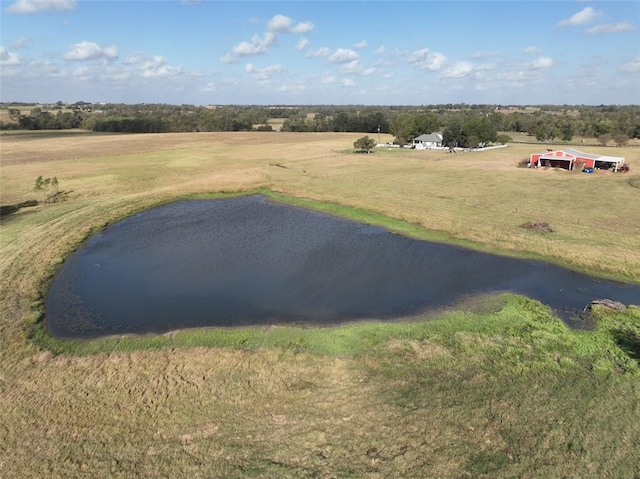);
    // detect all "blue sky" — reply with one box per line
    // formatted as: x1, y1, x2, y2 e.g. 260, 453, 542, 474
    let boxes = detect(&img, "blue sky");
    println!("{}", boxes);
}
1, 0, 639, 105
